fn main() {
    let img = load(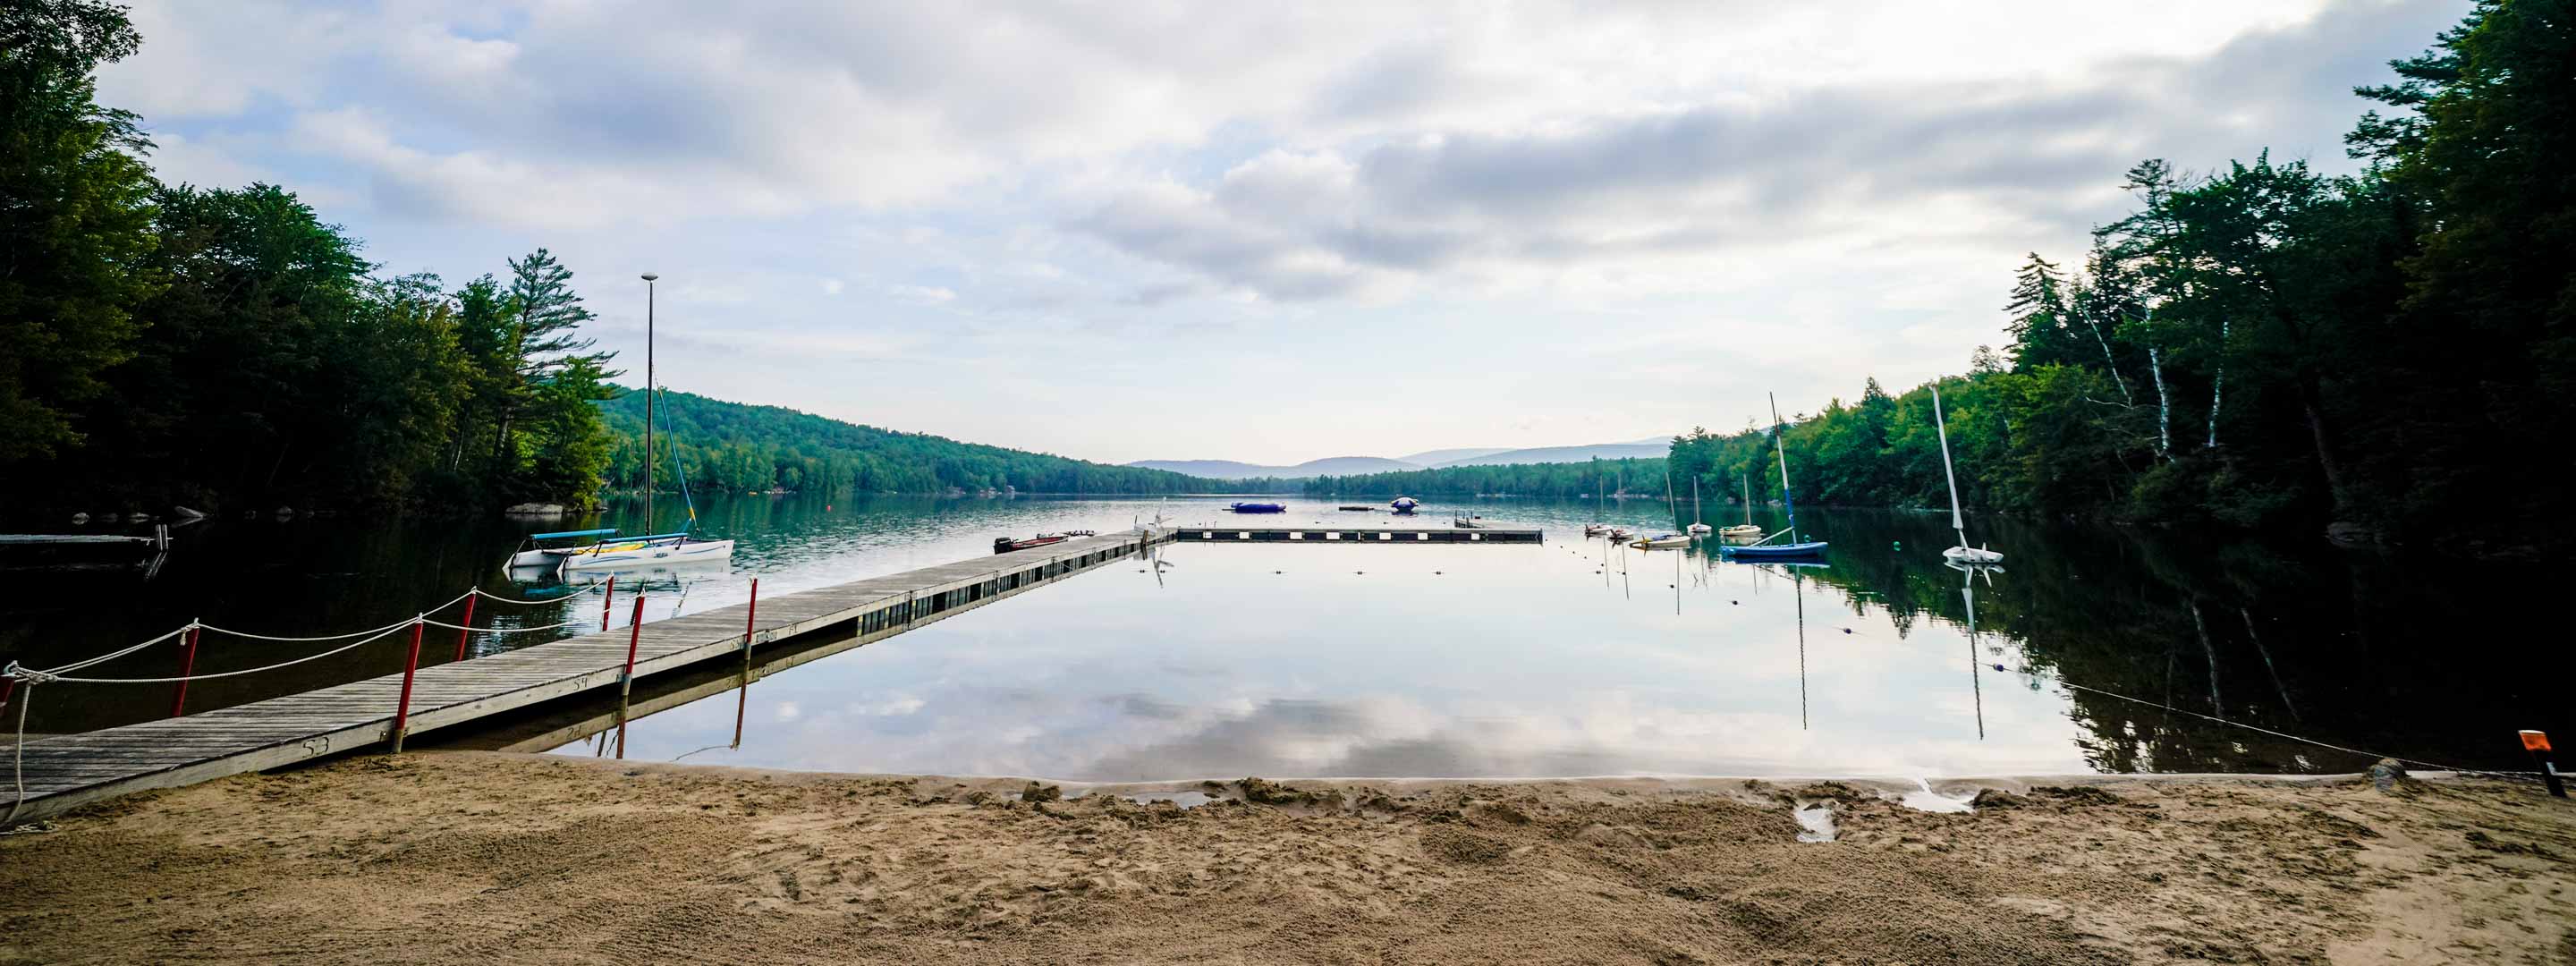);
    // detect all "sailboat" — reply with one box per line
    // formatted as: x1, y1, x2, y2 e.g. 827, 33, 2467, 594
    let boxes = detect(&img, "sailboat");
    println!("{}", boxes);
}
1583, 473, 1612, 537
1932, 385, 2003, 565
1722, 394, 1827, 561
1686, 478, 1713, 536
561, 275, 733, 573
1720, 475, 1763, 538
